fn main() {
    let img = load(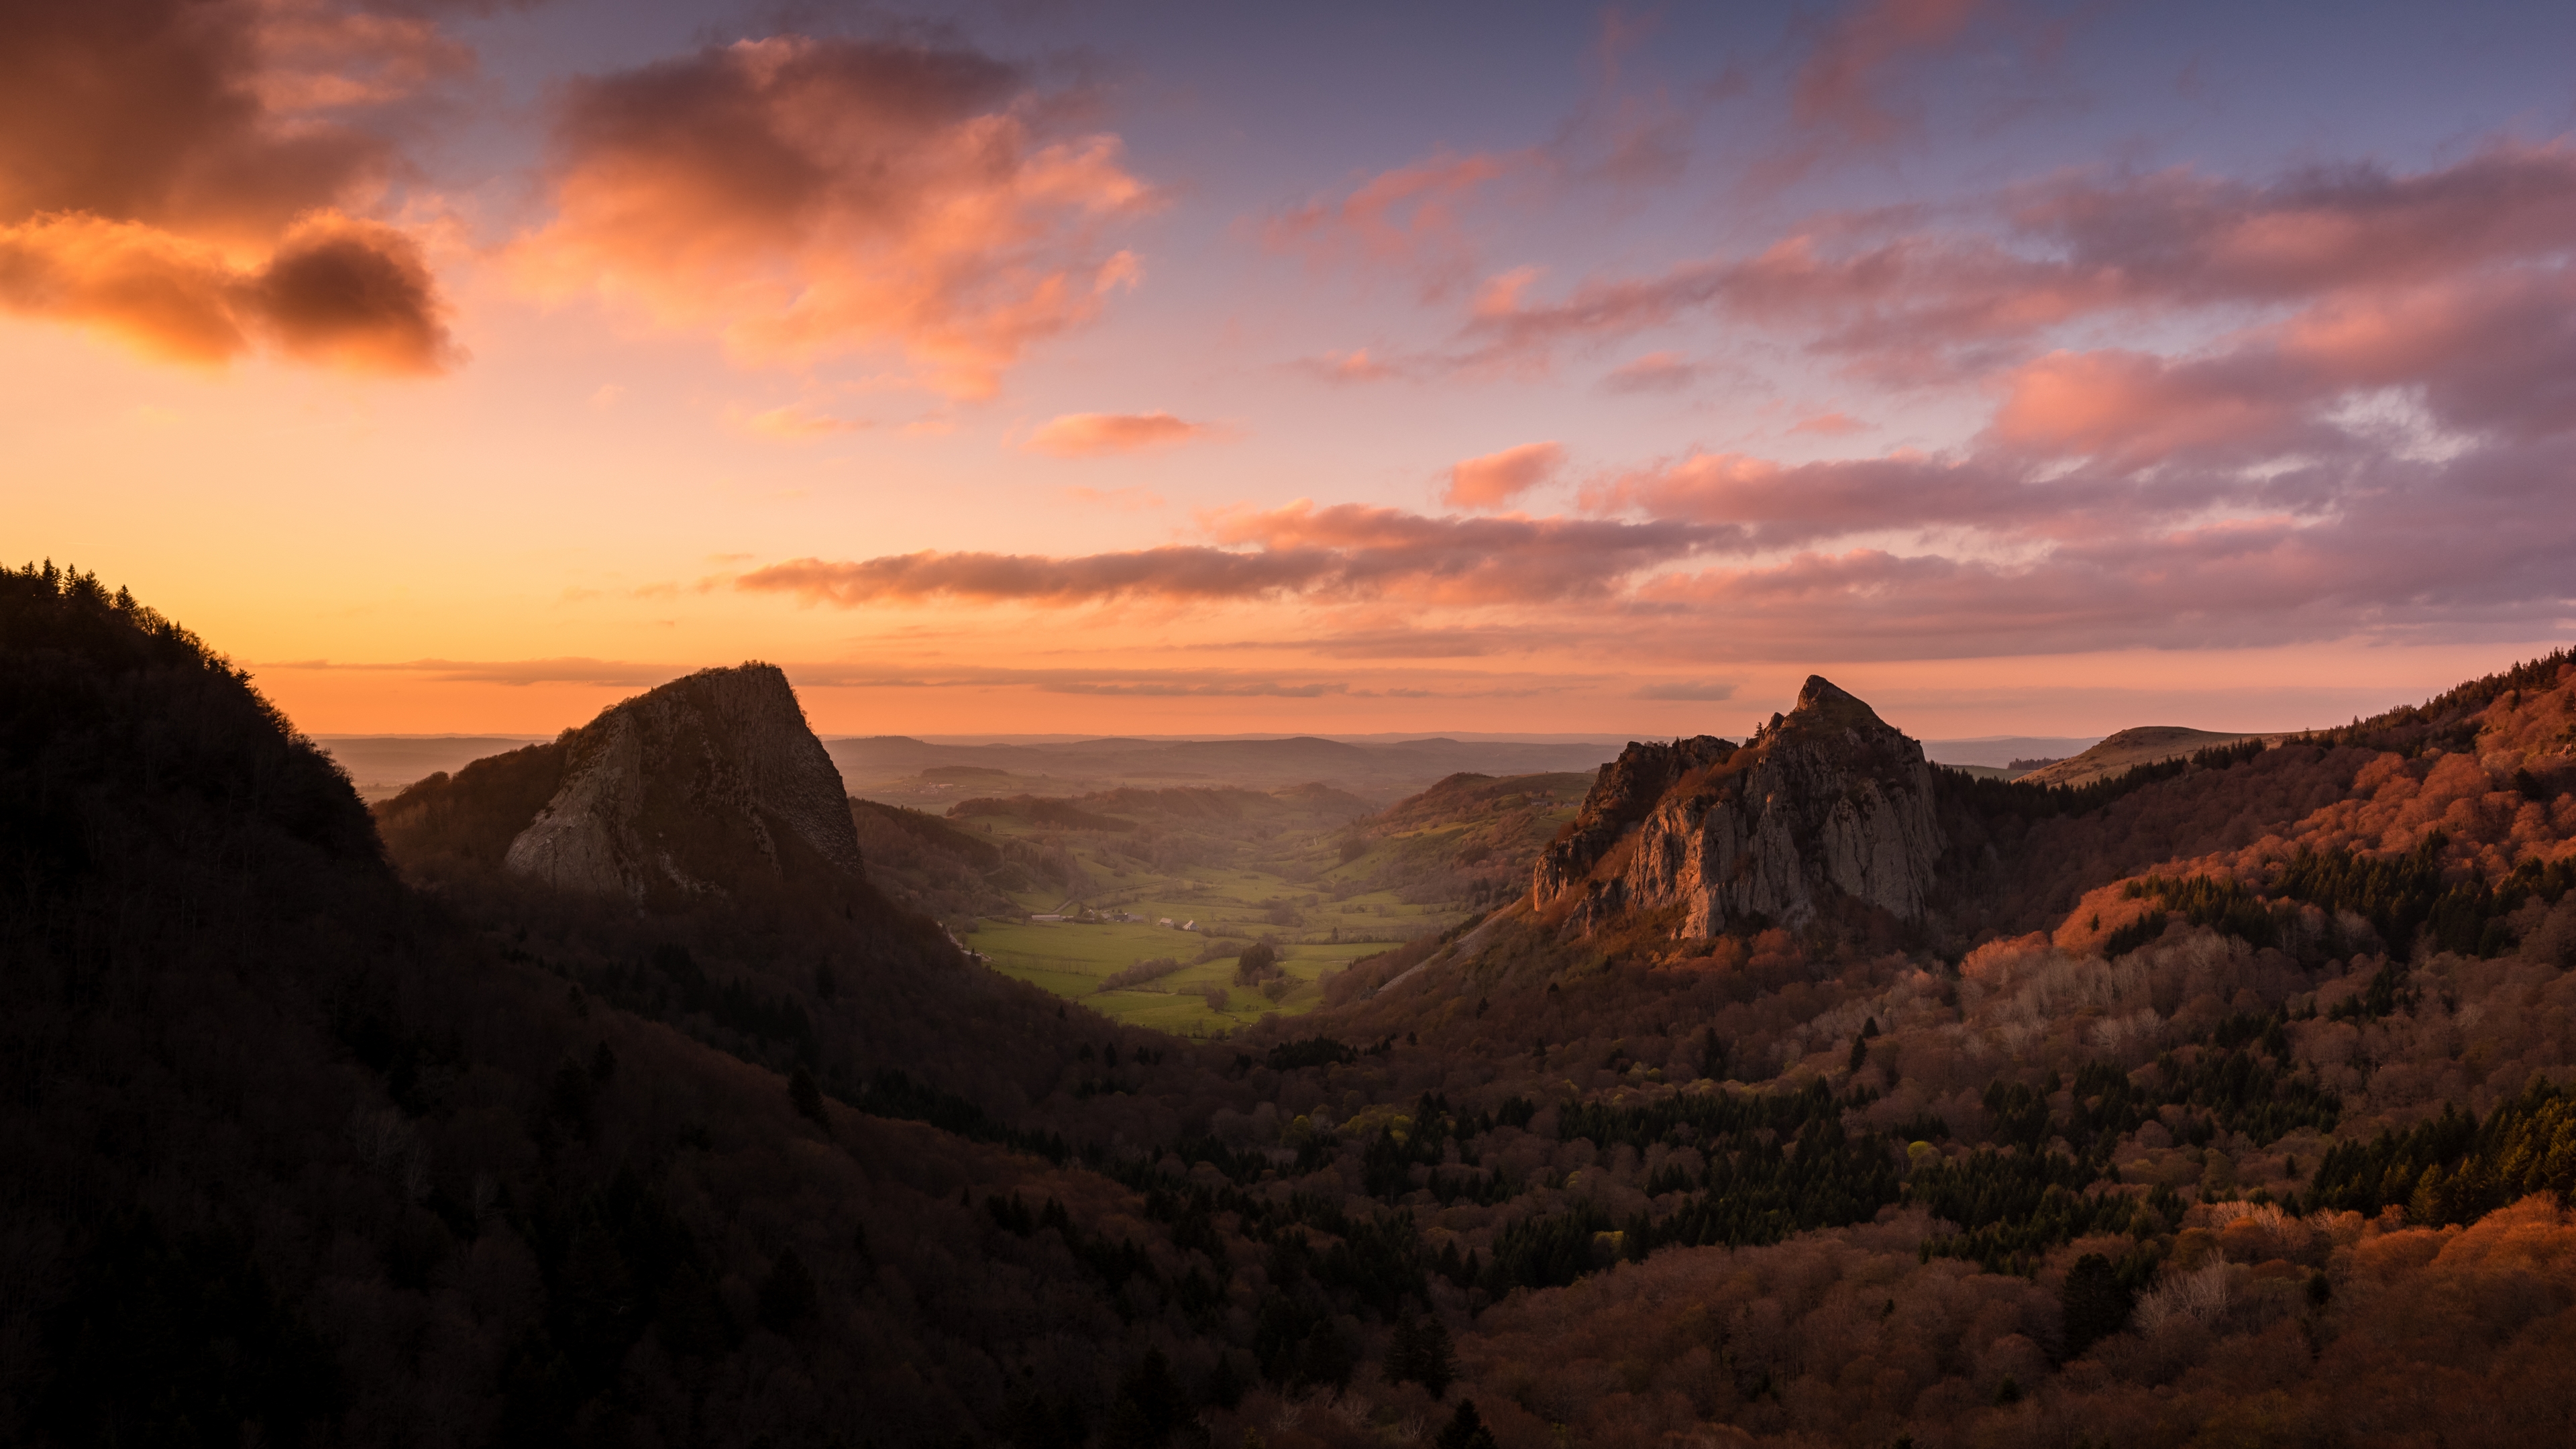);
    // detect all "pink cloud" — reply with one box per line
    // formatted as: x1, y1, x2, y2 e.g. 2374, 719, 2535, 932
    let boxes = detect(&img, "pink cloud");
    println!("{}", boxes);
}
710, 119, 2576, 665
739, 547, 1333, 607
1600, 351, 1699, 393
2281, 270, 2576, 440
1444, 441, 1567, 508
1792, 0, 1988, 149
730, 396, 2576, 661
1263, 150, 1523, 293
1299, 347, 1405, 384
1201, 502, 1741, 605
2015, 144, 2576, 305
1545, 9, 1703, 191
1024, 411, 1213, 457
1988, 349, 2302, 464
513, 35, 1156, 398
1790, 410, 1868, 437
737, 503, 1735, 611
1451, 142, 2576, 389
1585, 450, 2061, 550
